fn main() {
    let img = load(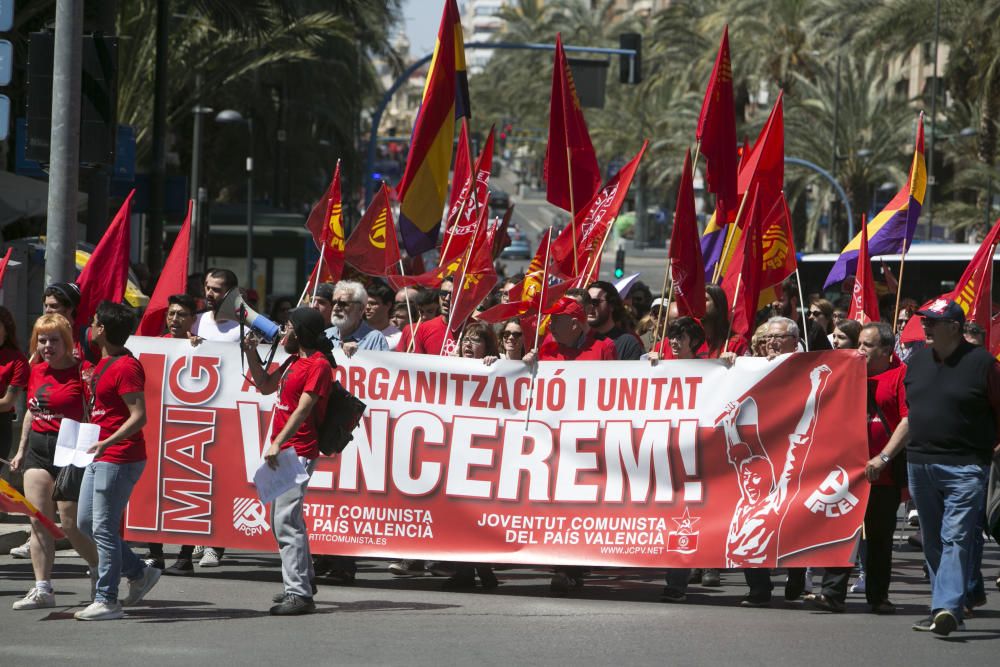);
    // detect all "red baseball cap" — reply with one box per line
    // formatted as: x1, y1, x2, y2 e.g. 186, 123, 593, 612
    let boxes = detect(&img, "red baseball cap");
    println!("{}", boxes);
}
546, 296, 587, 324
